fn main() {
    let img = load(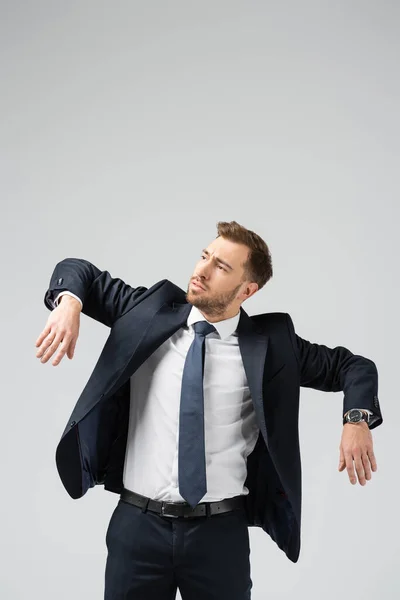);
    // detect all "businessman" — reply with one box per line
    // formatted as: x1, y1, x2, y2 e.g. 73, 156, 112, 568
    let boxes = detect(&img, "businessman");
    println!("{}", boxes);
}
35, 220, 382, 599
